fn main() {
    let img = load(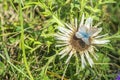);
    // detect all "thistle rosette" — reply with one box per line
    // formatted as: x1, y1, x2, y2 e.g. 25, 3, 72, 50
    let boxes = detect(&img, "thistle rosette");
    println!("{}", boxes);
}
55, 14, 110, 68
